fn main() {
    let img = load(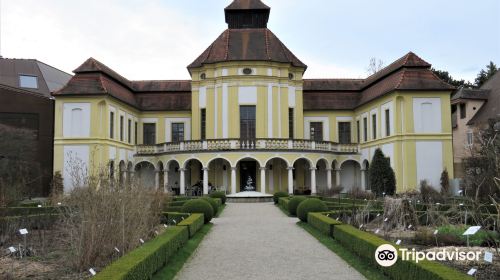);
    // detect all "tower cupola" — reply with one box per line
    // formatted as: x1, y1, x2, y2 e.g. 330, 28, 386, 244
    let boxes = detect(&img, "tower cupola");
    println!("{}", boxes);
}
225, 0, 270, 29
